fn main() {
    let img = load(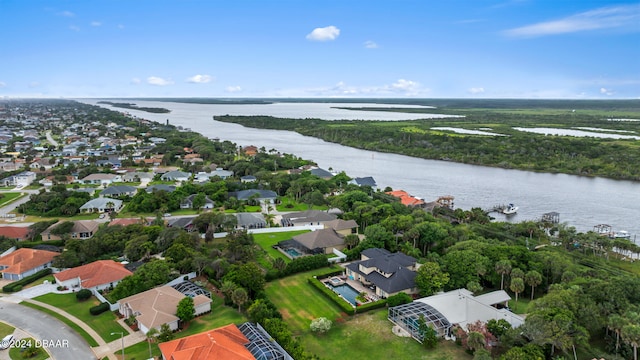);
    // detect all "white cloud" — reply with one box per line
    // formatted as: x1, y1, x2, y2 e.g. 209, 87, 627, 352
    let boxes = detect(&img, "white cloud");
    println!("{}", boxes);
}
391, 79, 419, 92
117, 24, 125, 30
0, 82, 6, 88
59, 10, 75, 17
91, 21, 102, 27
364, 40, 378, 49
468, 87, 486, 94
306, 26, 340, 41
187, 74, 213, 84
600, 87, 614, 96
226, 86, 242, 93
504, 4, 640, 37
147, 76, 174, 86
69, 25, 80, 32
130, 78, 141, 85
